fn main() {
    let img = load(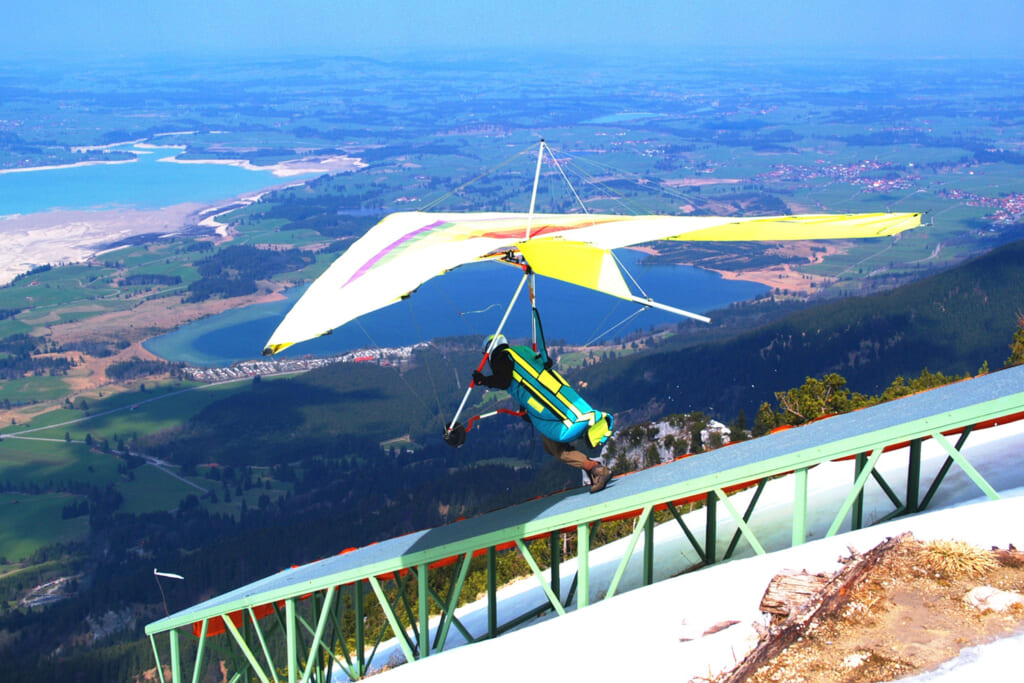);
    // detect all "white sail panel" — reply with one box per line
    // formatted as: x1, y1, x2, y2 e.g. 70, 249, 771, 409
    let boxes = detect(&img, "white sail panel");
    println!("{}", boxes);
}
263, 210, 921, 354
